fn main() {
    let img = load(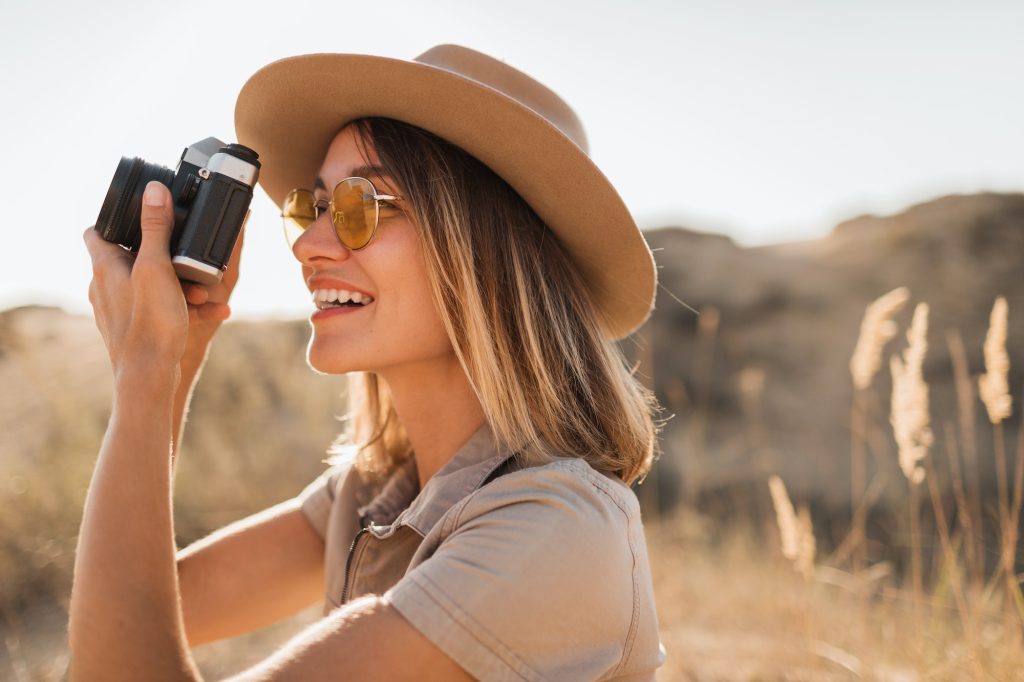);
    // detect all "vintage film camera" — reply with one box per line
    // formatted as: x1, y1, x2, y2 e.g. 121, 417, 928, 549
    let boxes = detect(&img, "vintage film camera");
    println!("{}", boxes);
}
95, 138, 260, 285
